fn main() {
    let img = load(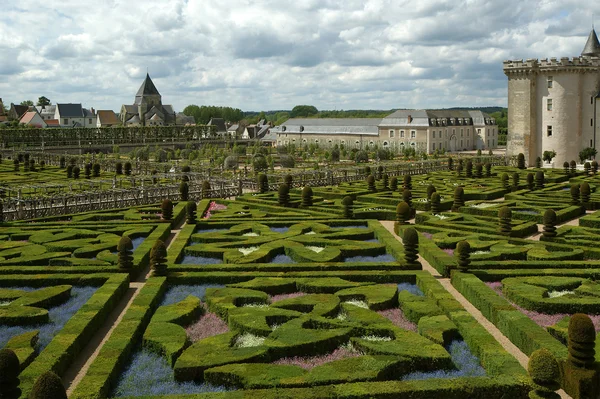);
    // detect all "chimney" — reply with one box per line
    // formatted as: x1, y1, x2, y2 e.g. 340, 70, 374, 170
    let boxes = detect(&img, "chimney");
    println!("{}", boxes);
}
91, 107, 95, 115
